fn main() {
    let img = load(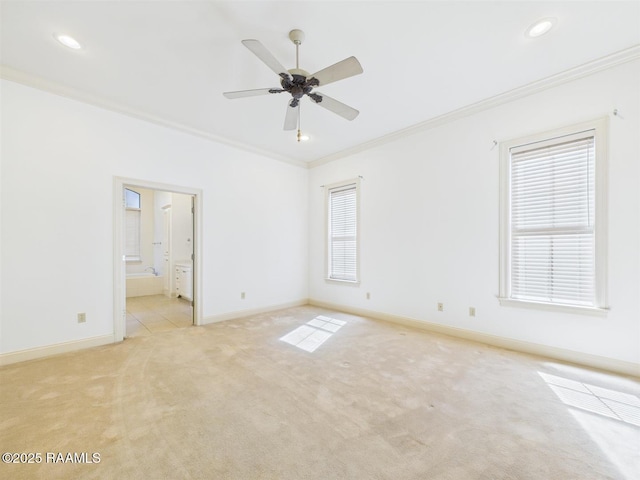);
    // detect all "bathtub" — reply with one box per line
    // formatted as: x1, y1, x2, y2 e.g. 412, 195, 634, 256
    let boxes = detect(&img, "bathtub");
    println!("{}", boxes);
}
126, 272, 164, 298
